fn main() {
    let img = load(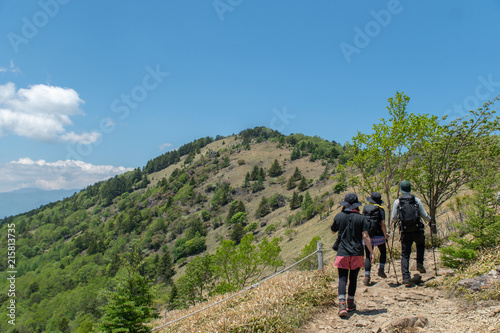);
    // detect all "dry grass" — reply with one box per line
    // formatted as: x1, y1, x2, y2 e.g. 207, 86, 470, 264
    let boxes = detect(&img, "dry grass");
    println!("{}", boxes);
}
151, 265, 337, 333
443, 245, 500, 301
